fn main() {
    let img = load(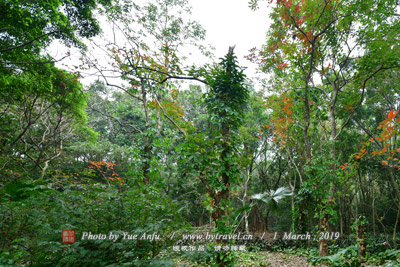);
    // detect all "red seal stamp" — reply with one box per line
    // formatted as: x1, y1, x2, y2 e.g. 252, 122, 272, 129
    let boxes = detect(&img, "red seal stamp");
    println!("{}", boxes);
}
62, 229, 76, 243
